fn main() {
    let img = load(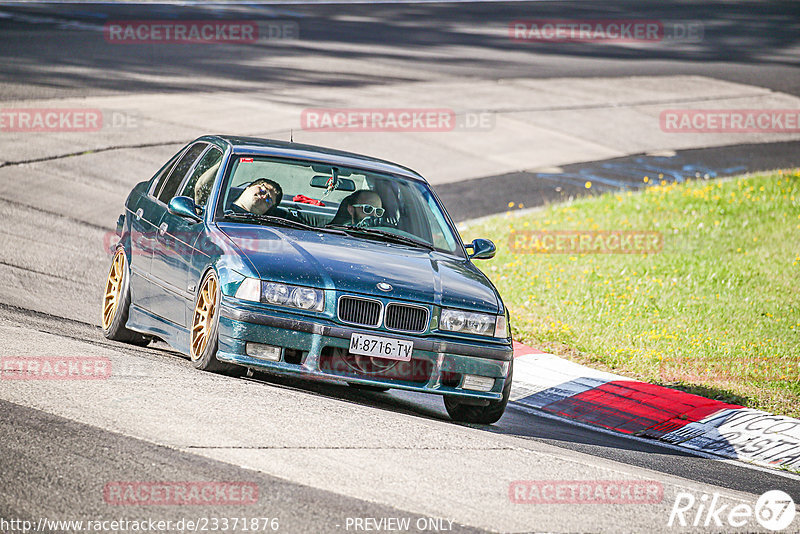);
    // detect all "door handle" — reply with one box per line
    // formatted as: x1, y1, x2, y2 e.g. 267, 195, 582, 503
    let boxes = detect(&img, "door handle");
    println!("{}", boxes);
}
135, 208, 143, 220
158, 222, 168, 236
